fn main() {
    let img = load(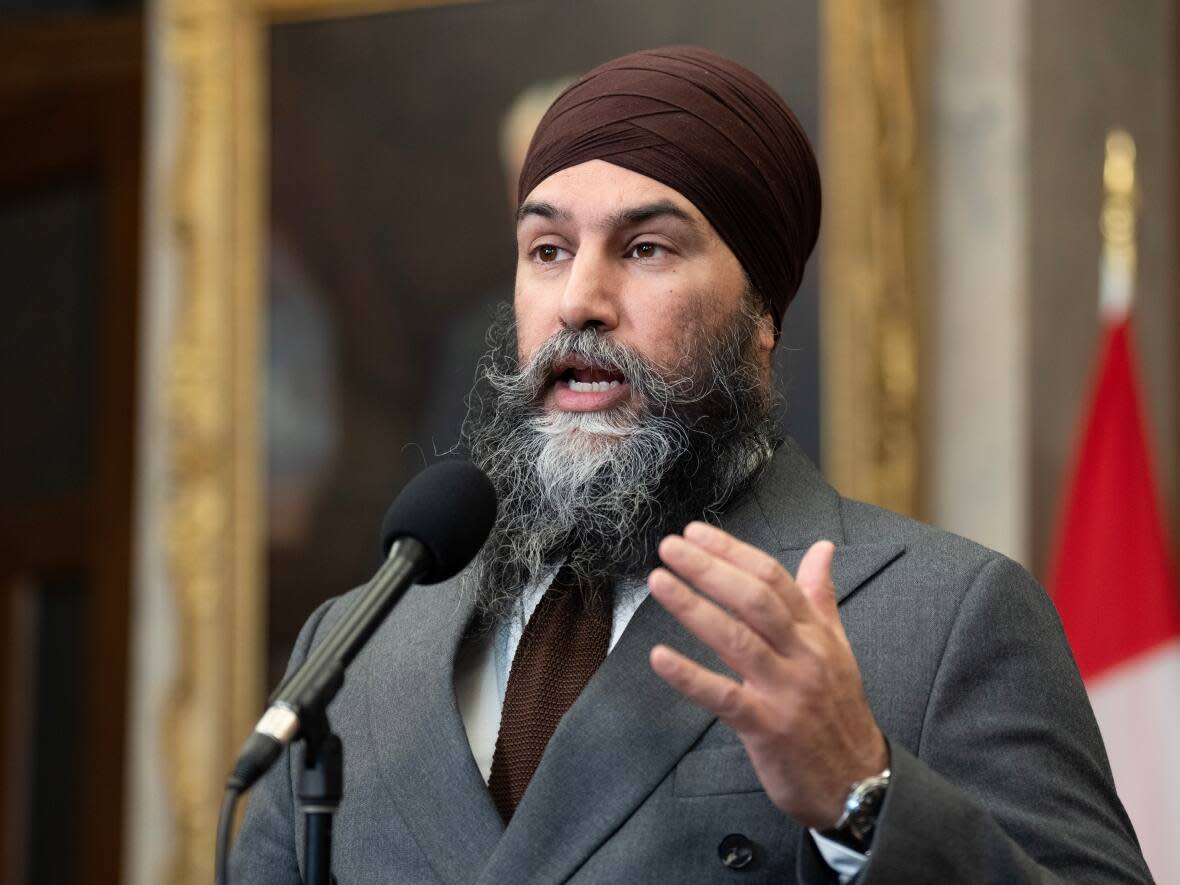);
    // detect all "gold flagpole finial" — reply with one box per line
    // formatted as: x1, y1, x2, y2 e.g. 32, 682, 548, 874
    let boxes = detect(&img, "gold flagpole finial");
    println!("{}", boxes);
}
1099, 128, 1138, 318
